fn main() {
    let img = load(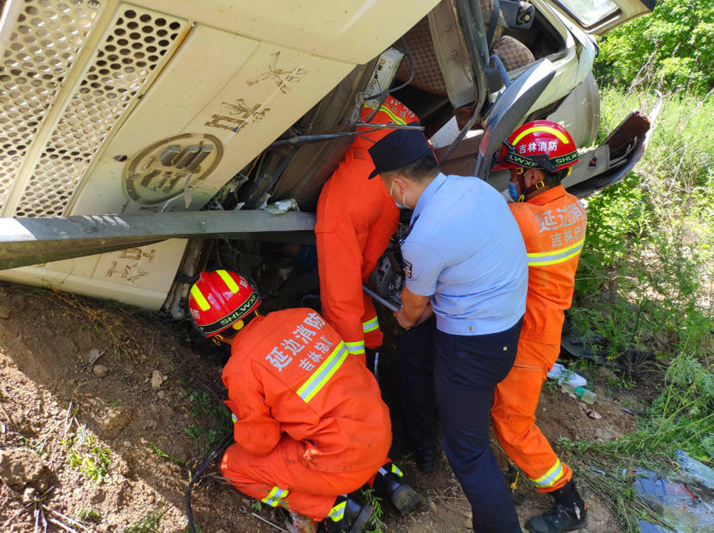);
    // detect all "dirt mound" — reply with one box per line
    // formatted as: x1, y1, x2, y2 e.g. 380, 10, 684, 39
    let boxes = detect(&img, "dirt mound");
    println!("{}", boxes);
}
0, 283, 644, 532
